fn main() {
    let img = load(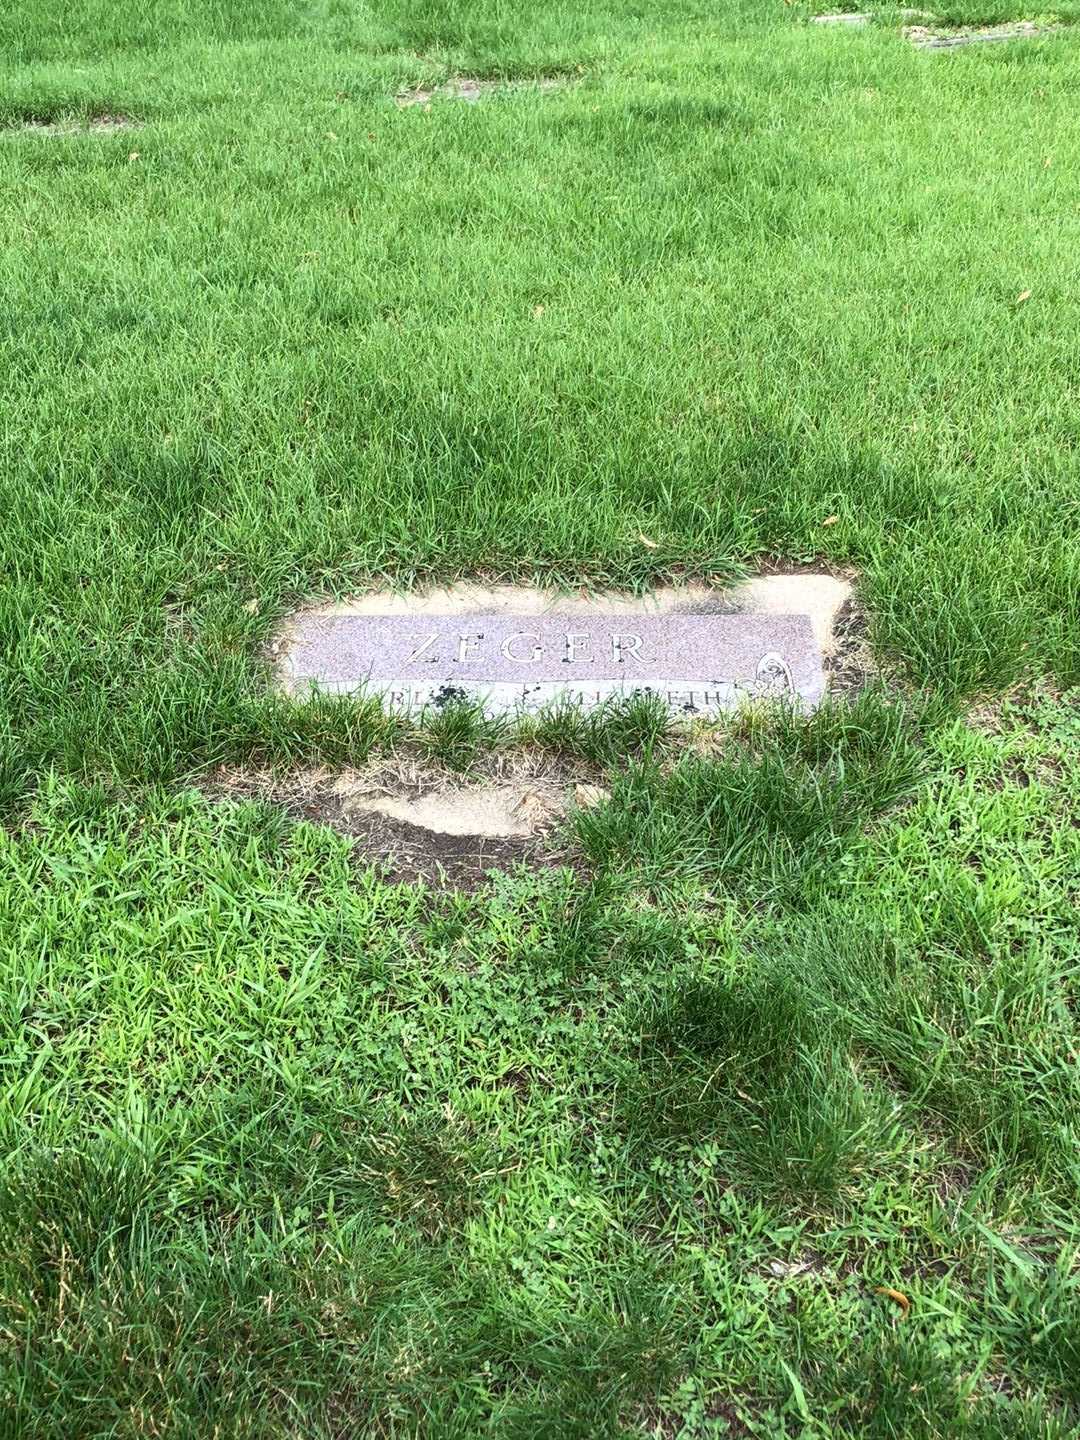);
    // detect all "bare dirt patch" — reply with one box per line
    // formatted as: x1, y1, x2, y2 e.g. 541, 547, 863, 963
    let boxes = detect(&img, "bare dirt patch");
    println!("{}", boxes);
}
209, 751, 599, 889
825, 597, 880, 695
632, 1396, 754, 1438
395, 76, 566, 108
